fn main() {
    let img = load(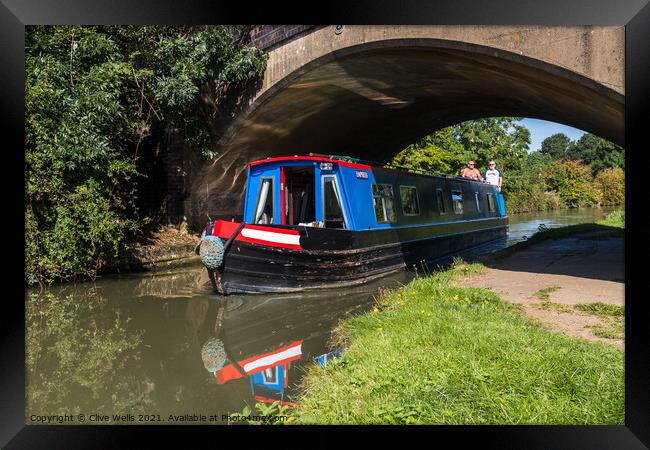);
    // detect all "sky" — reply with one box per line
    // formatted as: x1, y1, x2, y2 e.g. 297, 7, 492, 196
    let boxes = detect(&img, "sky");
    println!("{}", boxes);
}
520, 118, 586, 153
